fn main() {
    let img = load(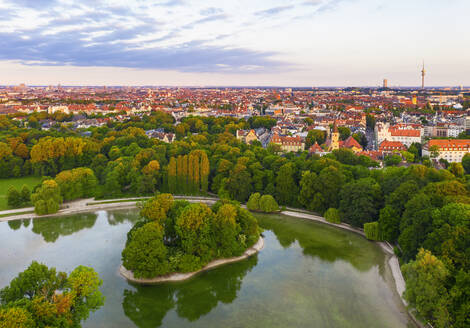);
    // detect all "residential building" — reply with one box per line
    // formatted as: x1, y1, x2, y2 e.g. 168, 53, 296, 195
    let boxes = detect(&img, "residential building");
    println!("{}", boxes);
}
379, 140, 407, 154
270, 134, 305, 152
375, 123, 422, 147
422, 139, 470, 163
